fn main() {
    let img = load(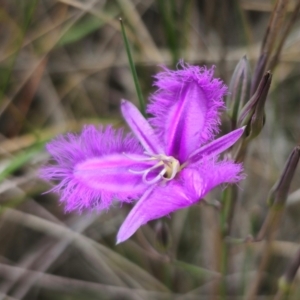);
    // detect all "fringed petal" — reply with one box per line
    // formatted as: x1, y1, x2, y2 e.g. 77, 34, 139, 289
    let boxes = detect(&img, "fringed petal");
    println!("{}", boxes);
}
147, 62, 227, 162
194, 159, 244, 193
41, 125, 149, 212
